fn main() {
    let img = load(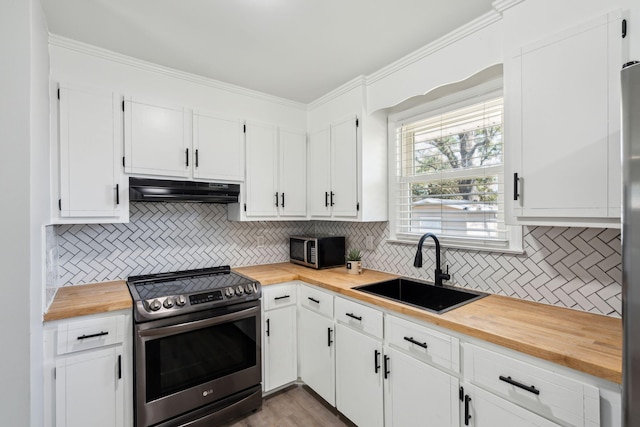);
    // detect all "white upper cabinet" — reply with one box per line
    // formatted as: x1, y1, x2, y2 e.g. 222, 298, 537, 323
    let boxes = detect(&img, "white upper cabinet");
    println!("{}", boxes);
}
278, 127, 307, 217
506, 11, 625, 227
229, 122, 306, 220
55, 84, 128, 223
193, 111, 244, 182
308, 116, 359, 219
123, 97, 190, 178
